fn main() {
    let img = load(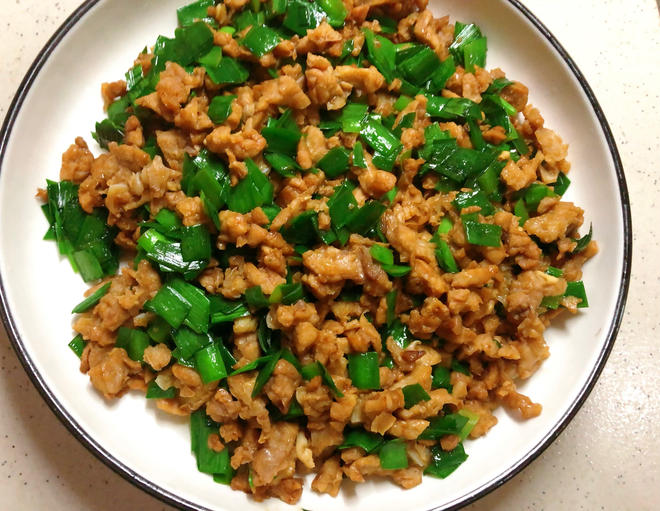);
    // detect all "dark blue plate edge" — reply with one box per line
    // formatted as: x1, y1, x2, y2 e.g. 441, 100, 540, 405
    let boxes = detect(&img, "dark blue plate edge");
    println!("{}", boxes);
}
0, 1, 632, 511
